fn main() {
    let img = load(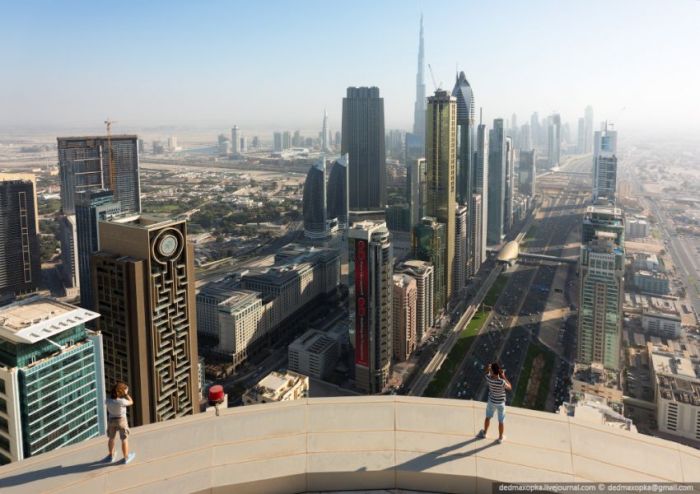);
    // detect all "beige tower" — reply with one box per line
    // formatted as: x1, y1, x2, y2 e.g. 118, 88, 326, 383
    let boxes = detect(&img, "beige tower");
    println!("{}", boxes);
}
392, 274, 417, 362
425, 90, 457, 301
92, 216, 199, 426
